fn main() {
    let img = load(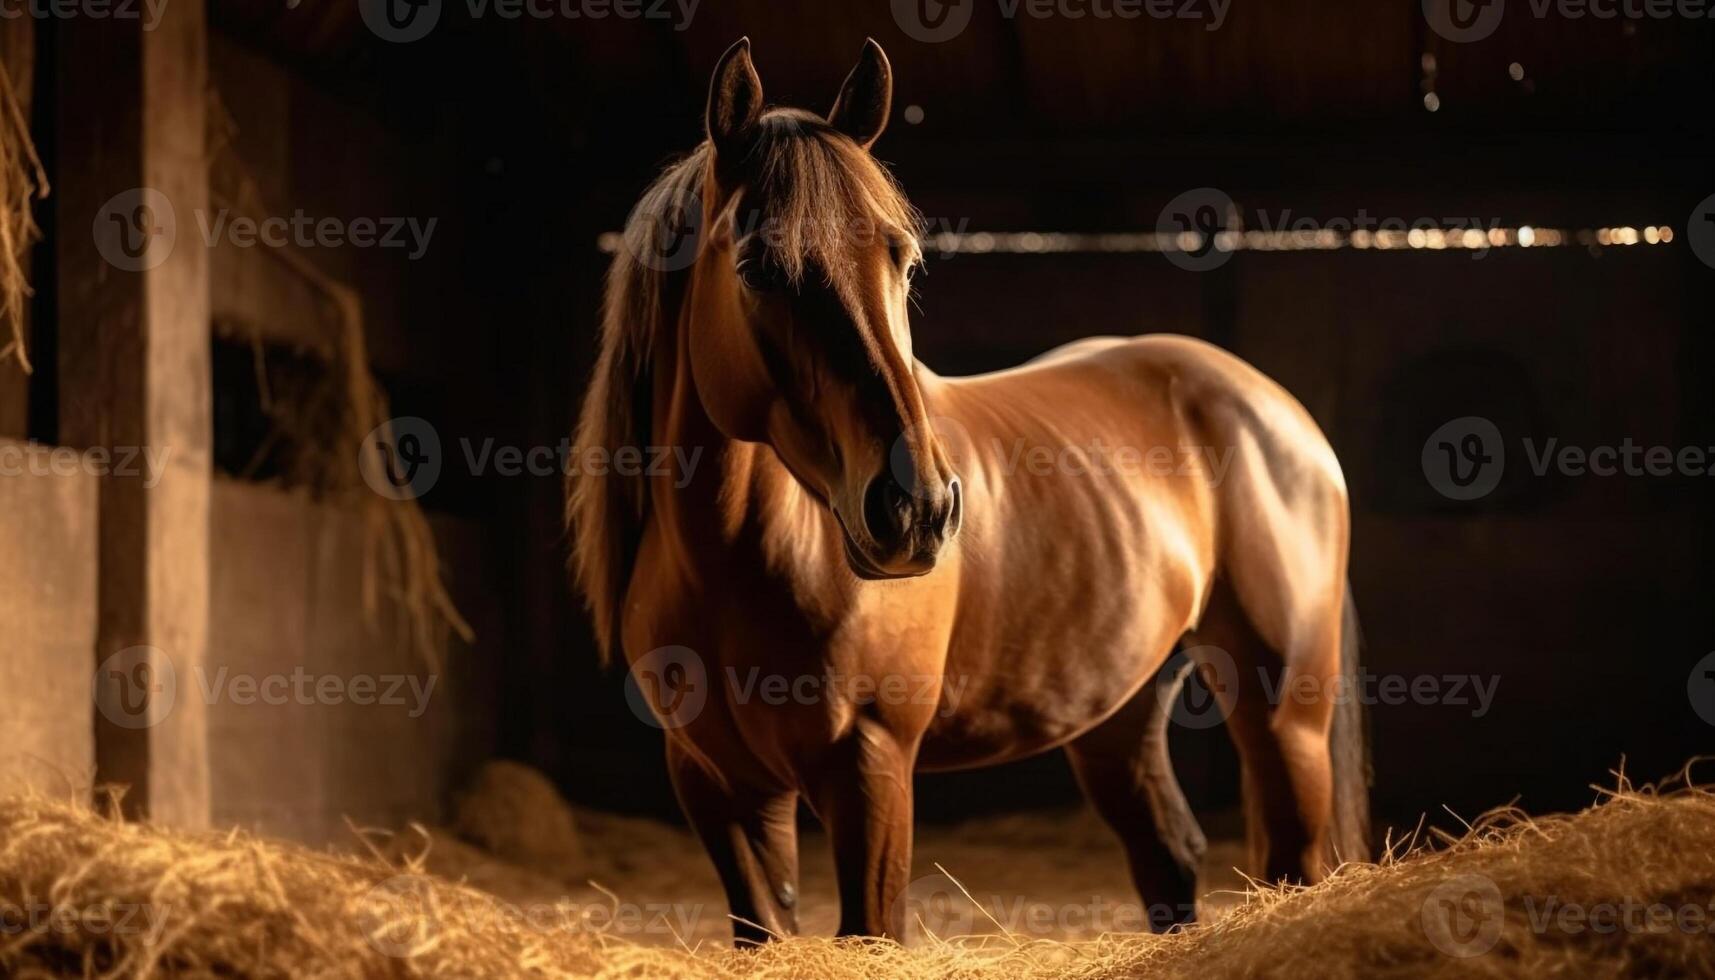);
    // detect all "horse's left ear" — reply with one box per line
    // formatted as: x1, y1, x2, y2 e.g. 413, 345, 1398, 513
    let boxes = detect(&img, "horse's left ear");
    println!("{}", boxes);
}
827, 38, 893, 150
